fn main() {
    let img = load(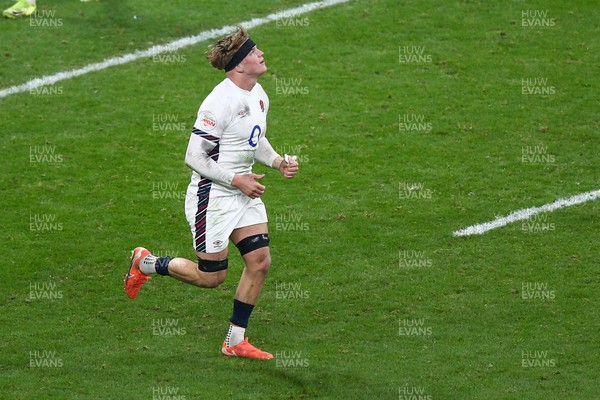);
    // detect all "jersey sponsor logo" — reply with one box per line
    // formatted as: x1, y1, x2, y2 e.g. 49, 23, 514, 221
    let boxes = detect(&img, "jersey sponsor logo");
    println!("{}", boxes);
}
248, 125, 262, 148
199, 111, 217, 131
